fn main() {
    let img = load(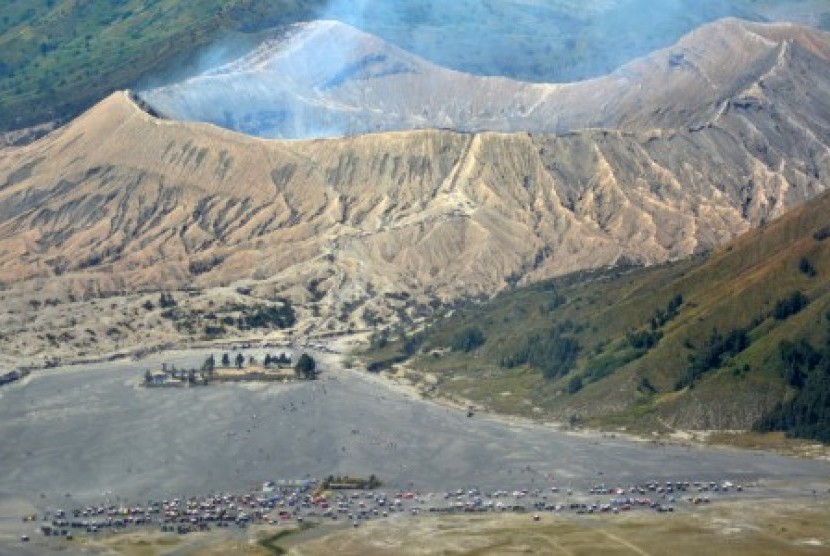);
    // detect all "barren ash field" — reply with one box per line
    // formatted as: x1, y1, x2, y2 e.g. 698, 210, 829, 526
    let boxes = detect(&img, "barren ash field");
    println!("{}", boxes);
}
0, 343, 829, 554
